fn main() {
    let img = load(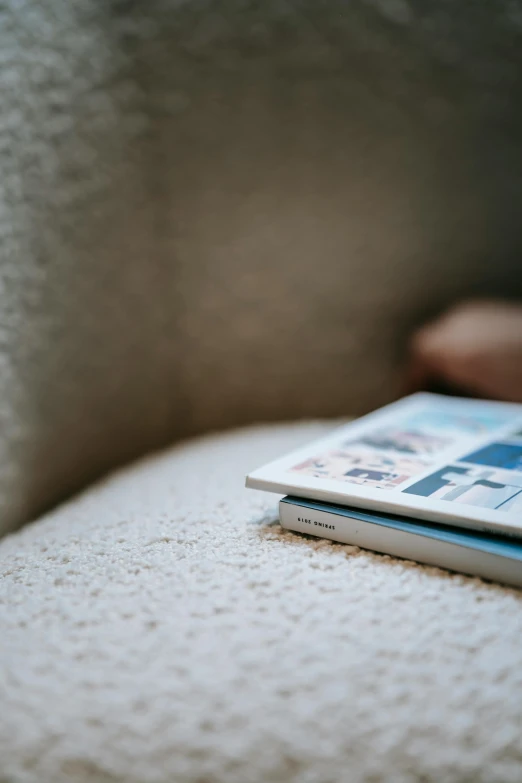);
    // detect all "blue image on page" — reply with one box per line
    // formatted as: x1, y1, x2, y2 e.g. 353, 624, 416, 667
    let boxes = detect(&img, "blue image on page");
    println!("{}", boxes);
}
461, 443, 522, 472
404, 464, 522, 512
403, 409, 515, 435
